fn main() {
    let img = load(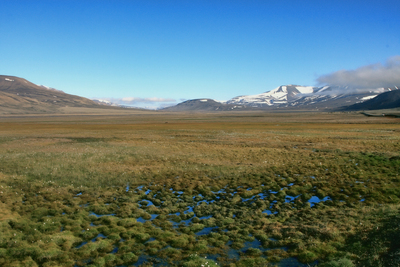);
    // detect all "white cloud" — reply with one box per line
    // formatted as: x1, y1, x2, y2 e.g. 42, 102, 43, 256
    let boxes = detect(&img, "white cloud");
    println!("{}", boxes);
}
317, 55, 400, 89
92, 97, 177, 109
